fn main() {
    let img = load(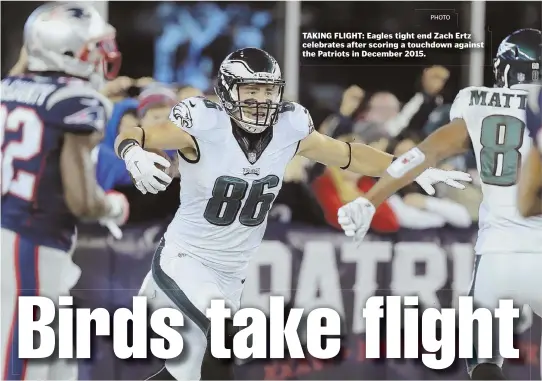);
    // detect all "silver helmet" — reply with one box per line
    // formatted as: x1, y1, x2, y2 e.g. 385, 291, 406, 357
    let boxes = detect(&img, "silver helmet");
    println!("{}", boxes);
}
24, 3, 121, 87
